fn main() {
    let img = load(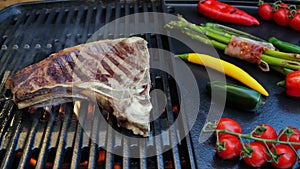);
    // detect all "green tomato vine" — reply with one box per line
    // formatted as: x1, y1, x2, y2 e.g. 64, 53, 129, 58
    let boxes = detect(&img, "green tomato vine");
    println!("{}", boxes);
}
203, 121, 300, 164
258, 0, 300, 18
